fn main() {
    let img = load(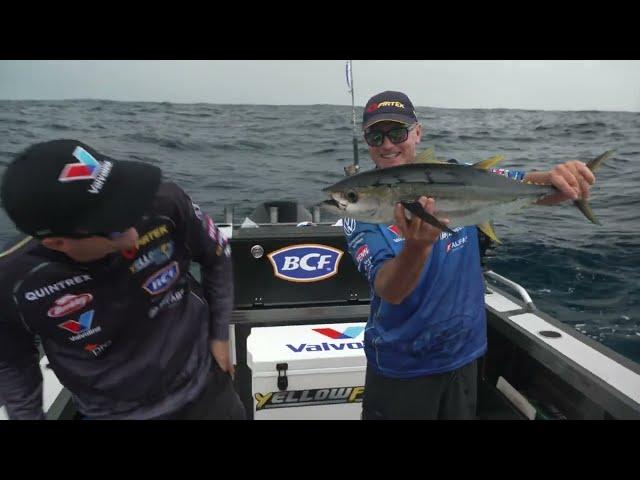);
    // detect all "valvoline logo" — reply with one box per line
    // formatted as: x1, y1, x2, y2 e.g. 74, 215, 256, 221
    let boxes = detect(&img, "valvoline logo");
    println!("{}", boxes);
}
267, 244, 343, 283
313, 326, 364, 339
286, 326, 365, 353
58, 146, 100, 182
58, 310, 94, 333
